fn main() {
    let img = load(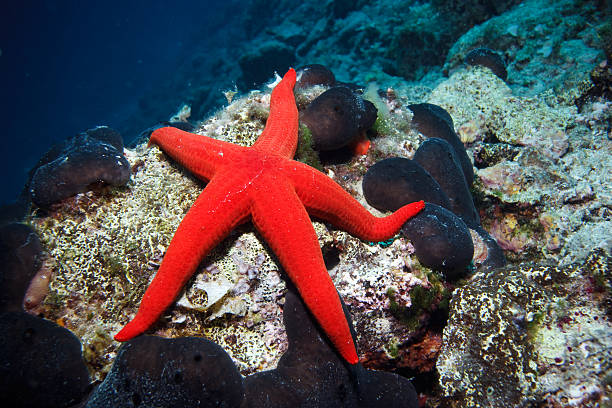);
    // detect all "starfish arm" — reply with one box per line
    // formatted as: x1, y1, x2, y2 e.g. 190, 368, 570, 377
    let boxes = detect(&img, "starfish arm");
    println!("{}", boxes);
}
114, 174, 251, 341
286, 161, 425, 241
250, 177, 359, 364
252, 69, 299, 159
150, 127, 245, 180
